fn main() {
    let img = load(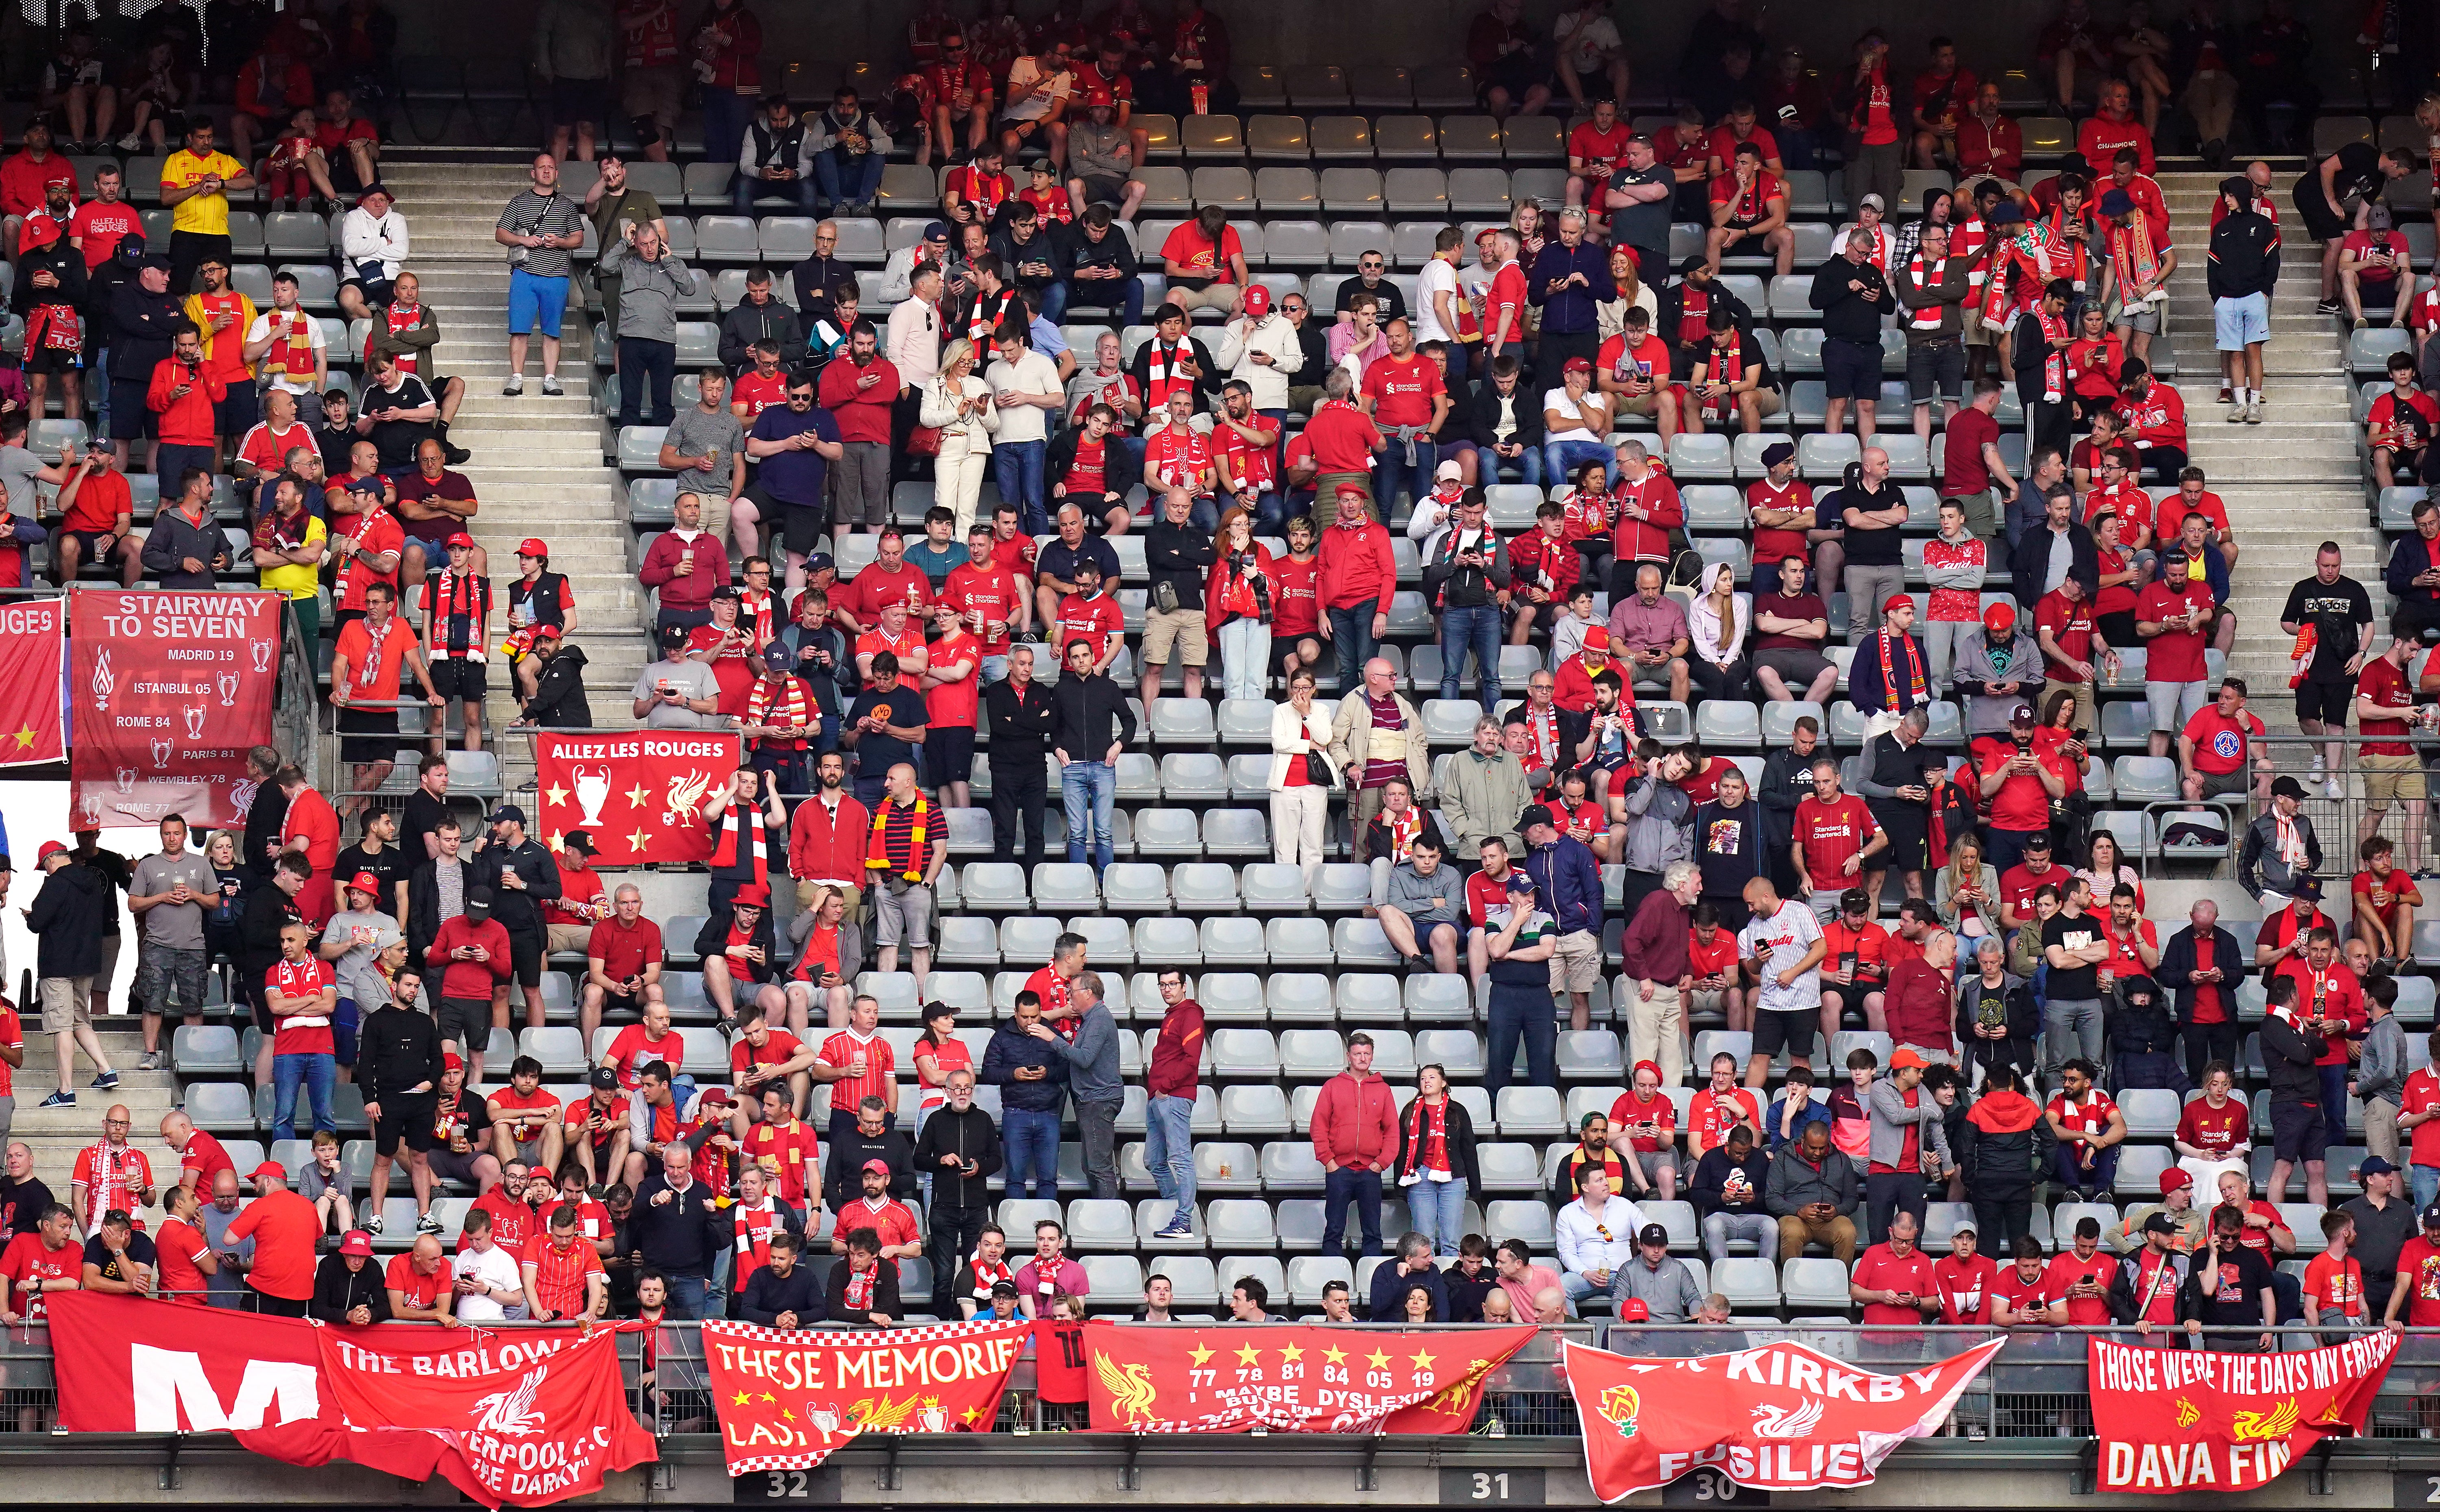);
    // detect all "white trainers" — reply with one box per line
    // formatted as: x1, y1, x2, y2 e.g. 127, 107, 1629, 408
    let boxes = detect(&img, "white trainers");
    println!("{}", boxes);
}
502, 374, 525, 396
2244, 397, 2262, 424
2327, 777, 2344, 801
540, 375, 564, 396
